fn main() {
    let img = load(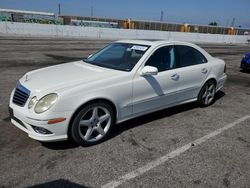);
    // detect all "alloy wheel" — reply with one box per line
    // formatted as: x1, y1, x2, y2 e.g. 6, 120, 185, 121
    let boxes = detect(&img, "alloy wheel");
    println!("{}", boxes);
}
202, 83, 216, 105
78, 106, 111, 142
